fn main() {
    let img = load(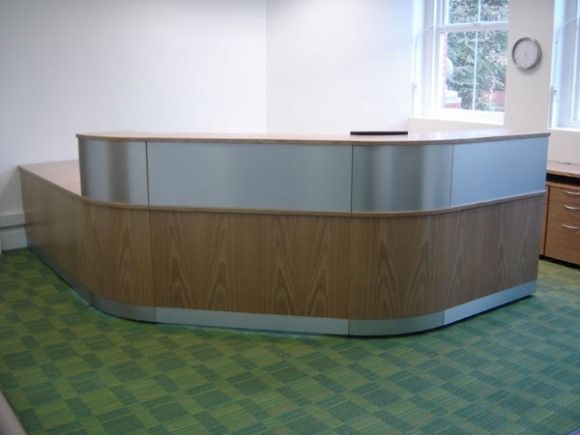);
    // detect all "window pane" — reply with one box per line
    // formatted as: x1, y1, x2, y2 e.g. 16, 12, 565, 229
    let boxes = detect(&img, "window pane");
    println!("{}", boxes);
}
445, 0, 509, 24
554, 10, 580, 128
440, 30, 507, 112
445, 0, 479, 24
574, 35, 580, 121
474, 30, 508, 111
440, 32, 475, 109
480, 0, 510, 22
